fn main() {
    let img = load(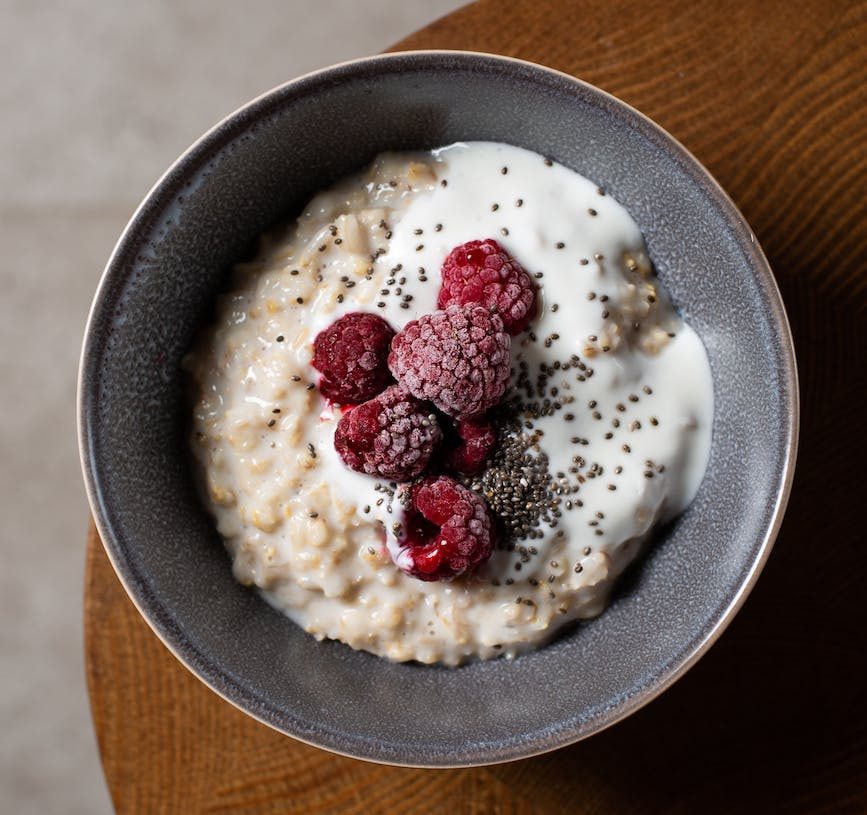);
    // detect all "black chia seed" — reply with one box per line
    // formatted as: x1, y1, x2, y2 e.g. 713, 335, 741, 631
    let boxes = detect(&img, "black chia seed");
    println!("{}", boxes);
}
463, 415, 560, 545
